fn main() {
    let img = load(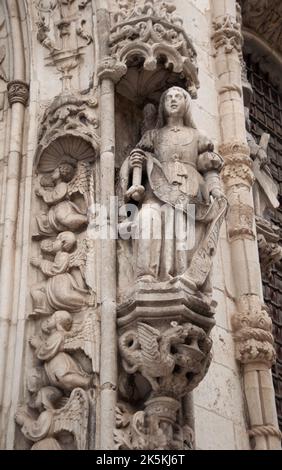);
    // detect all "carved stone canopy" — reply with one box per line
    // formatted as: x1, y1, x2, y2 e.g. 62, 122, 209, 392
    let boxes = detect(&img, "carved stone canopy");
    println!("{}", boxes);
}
107, 0, 199, 101
35, 93, 100, 172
